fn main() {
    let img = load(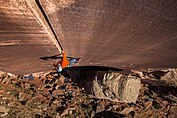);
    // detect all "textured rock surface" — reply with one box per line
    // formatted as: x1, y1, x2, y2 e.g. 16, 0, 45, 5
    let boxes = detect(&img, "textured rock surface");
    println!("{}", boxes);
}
161, 69, 177, 86
67, 69, 141, 103
0, 0, 59, 74
134, 68, 177, 86
92, 72, 141, 103
1, 0, 177, 75
40, 0, 177, 70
